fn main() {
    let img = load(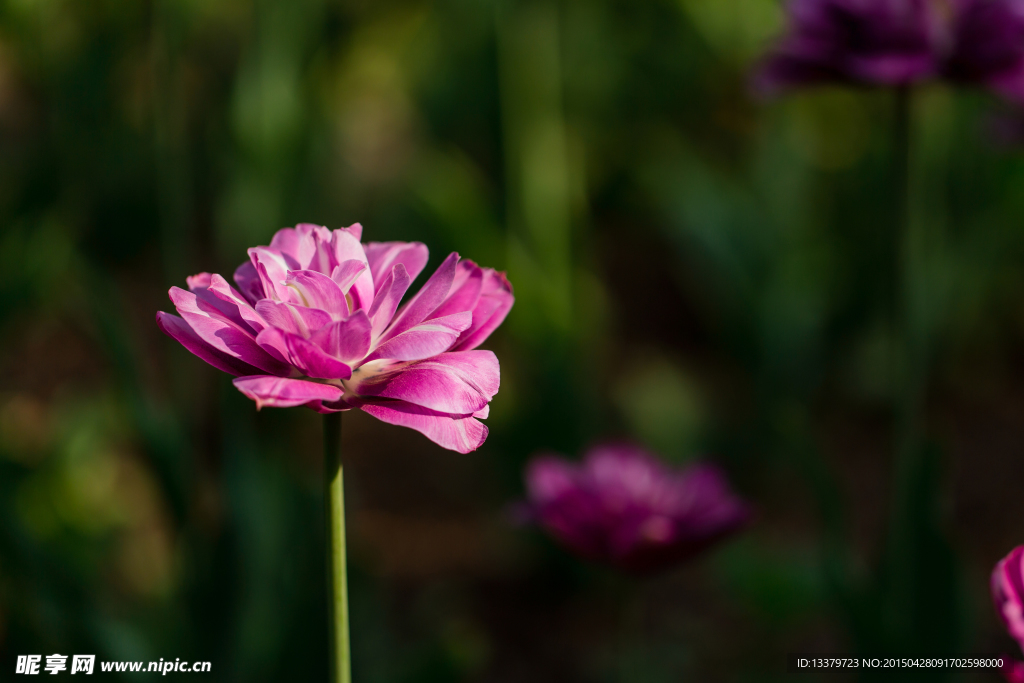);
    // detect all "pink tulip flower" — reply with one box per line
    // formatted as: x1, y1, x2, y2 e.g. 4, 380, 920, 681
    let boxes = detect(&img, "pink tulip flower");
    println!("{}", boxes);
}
156, 223, 513, 453
523, 443, 750, 573
992, 546, 1024, 681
